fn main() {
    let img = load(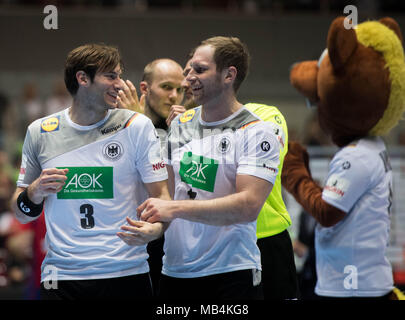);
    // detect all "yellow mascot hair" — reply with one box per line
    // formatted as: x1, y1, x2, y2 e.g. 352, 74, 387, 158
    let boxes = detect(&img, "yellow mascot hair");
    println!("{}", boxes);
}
355, 21, 405, 136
